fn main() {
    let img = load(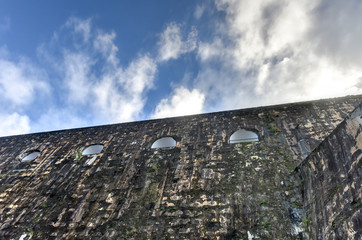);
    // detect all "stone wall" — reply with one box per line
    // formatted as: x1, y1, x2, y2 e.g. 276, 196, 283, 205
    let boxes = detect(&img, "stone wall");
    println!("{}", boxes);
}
296, 105, 362, 240
0, 95, 361, 239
